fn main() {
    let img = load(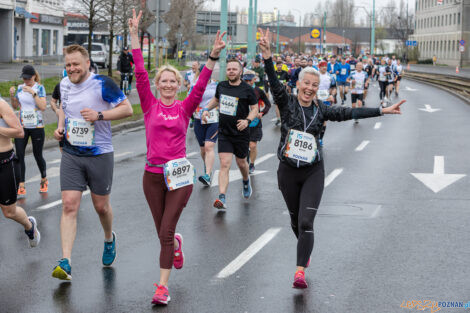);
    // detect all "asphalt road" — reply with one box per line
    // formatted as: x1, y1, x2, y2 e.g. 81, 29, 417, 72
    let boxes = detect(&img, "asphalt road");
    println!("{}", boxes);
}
1, 78, 470, 313
409, 64, 470, 78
